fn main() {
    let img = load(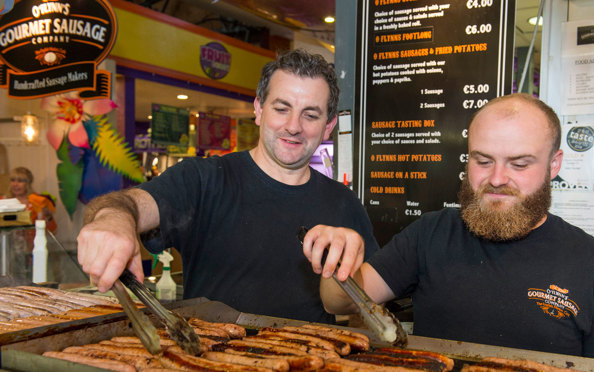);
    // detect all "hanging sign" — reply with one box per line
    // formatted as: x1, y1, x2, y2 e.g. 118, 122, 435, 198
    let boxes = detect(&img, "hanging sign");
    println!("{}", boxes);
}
150, 103, 190, 147
355, 0, 515, 245
198, 112, 231, 150
0, 0, 117, 99
200, 42, 231, 80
